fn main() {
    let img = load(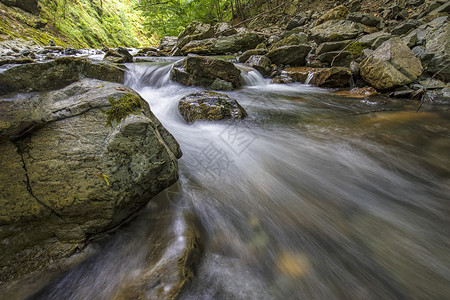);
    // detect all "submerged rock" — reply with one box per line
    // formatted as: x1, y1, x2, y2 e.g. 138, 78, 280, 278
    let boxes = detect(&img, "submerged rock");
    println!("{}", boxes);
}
0, 79, 181, 283
360, 37, 423, 90
283, 66, 352, 88
170, 56, 241, 89
178, 91, 247, 123
108, 211, 201, 300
